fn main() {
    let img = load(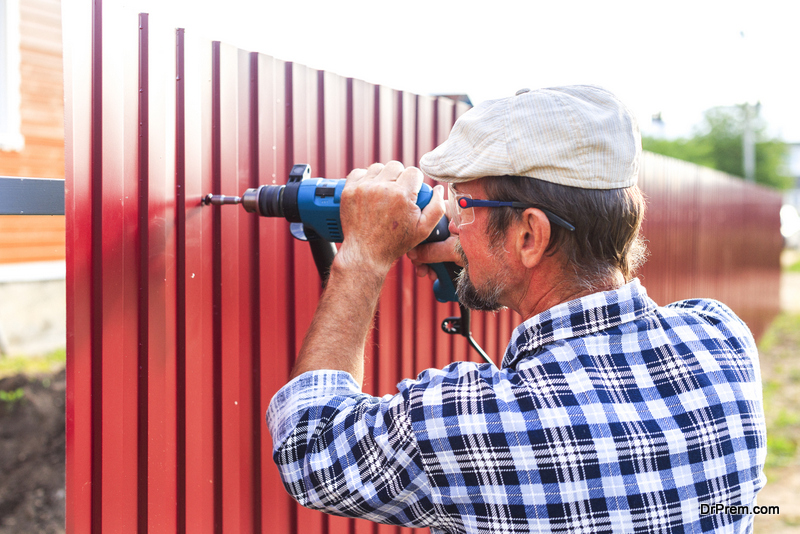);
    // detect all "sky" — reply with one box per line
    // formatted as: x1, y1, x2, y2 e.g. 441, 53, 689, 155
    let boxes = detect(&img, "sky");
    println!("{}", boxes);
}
132, 0, 800, 142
